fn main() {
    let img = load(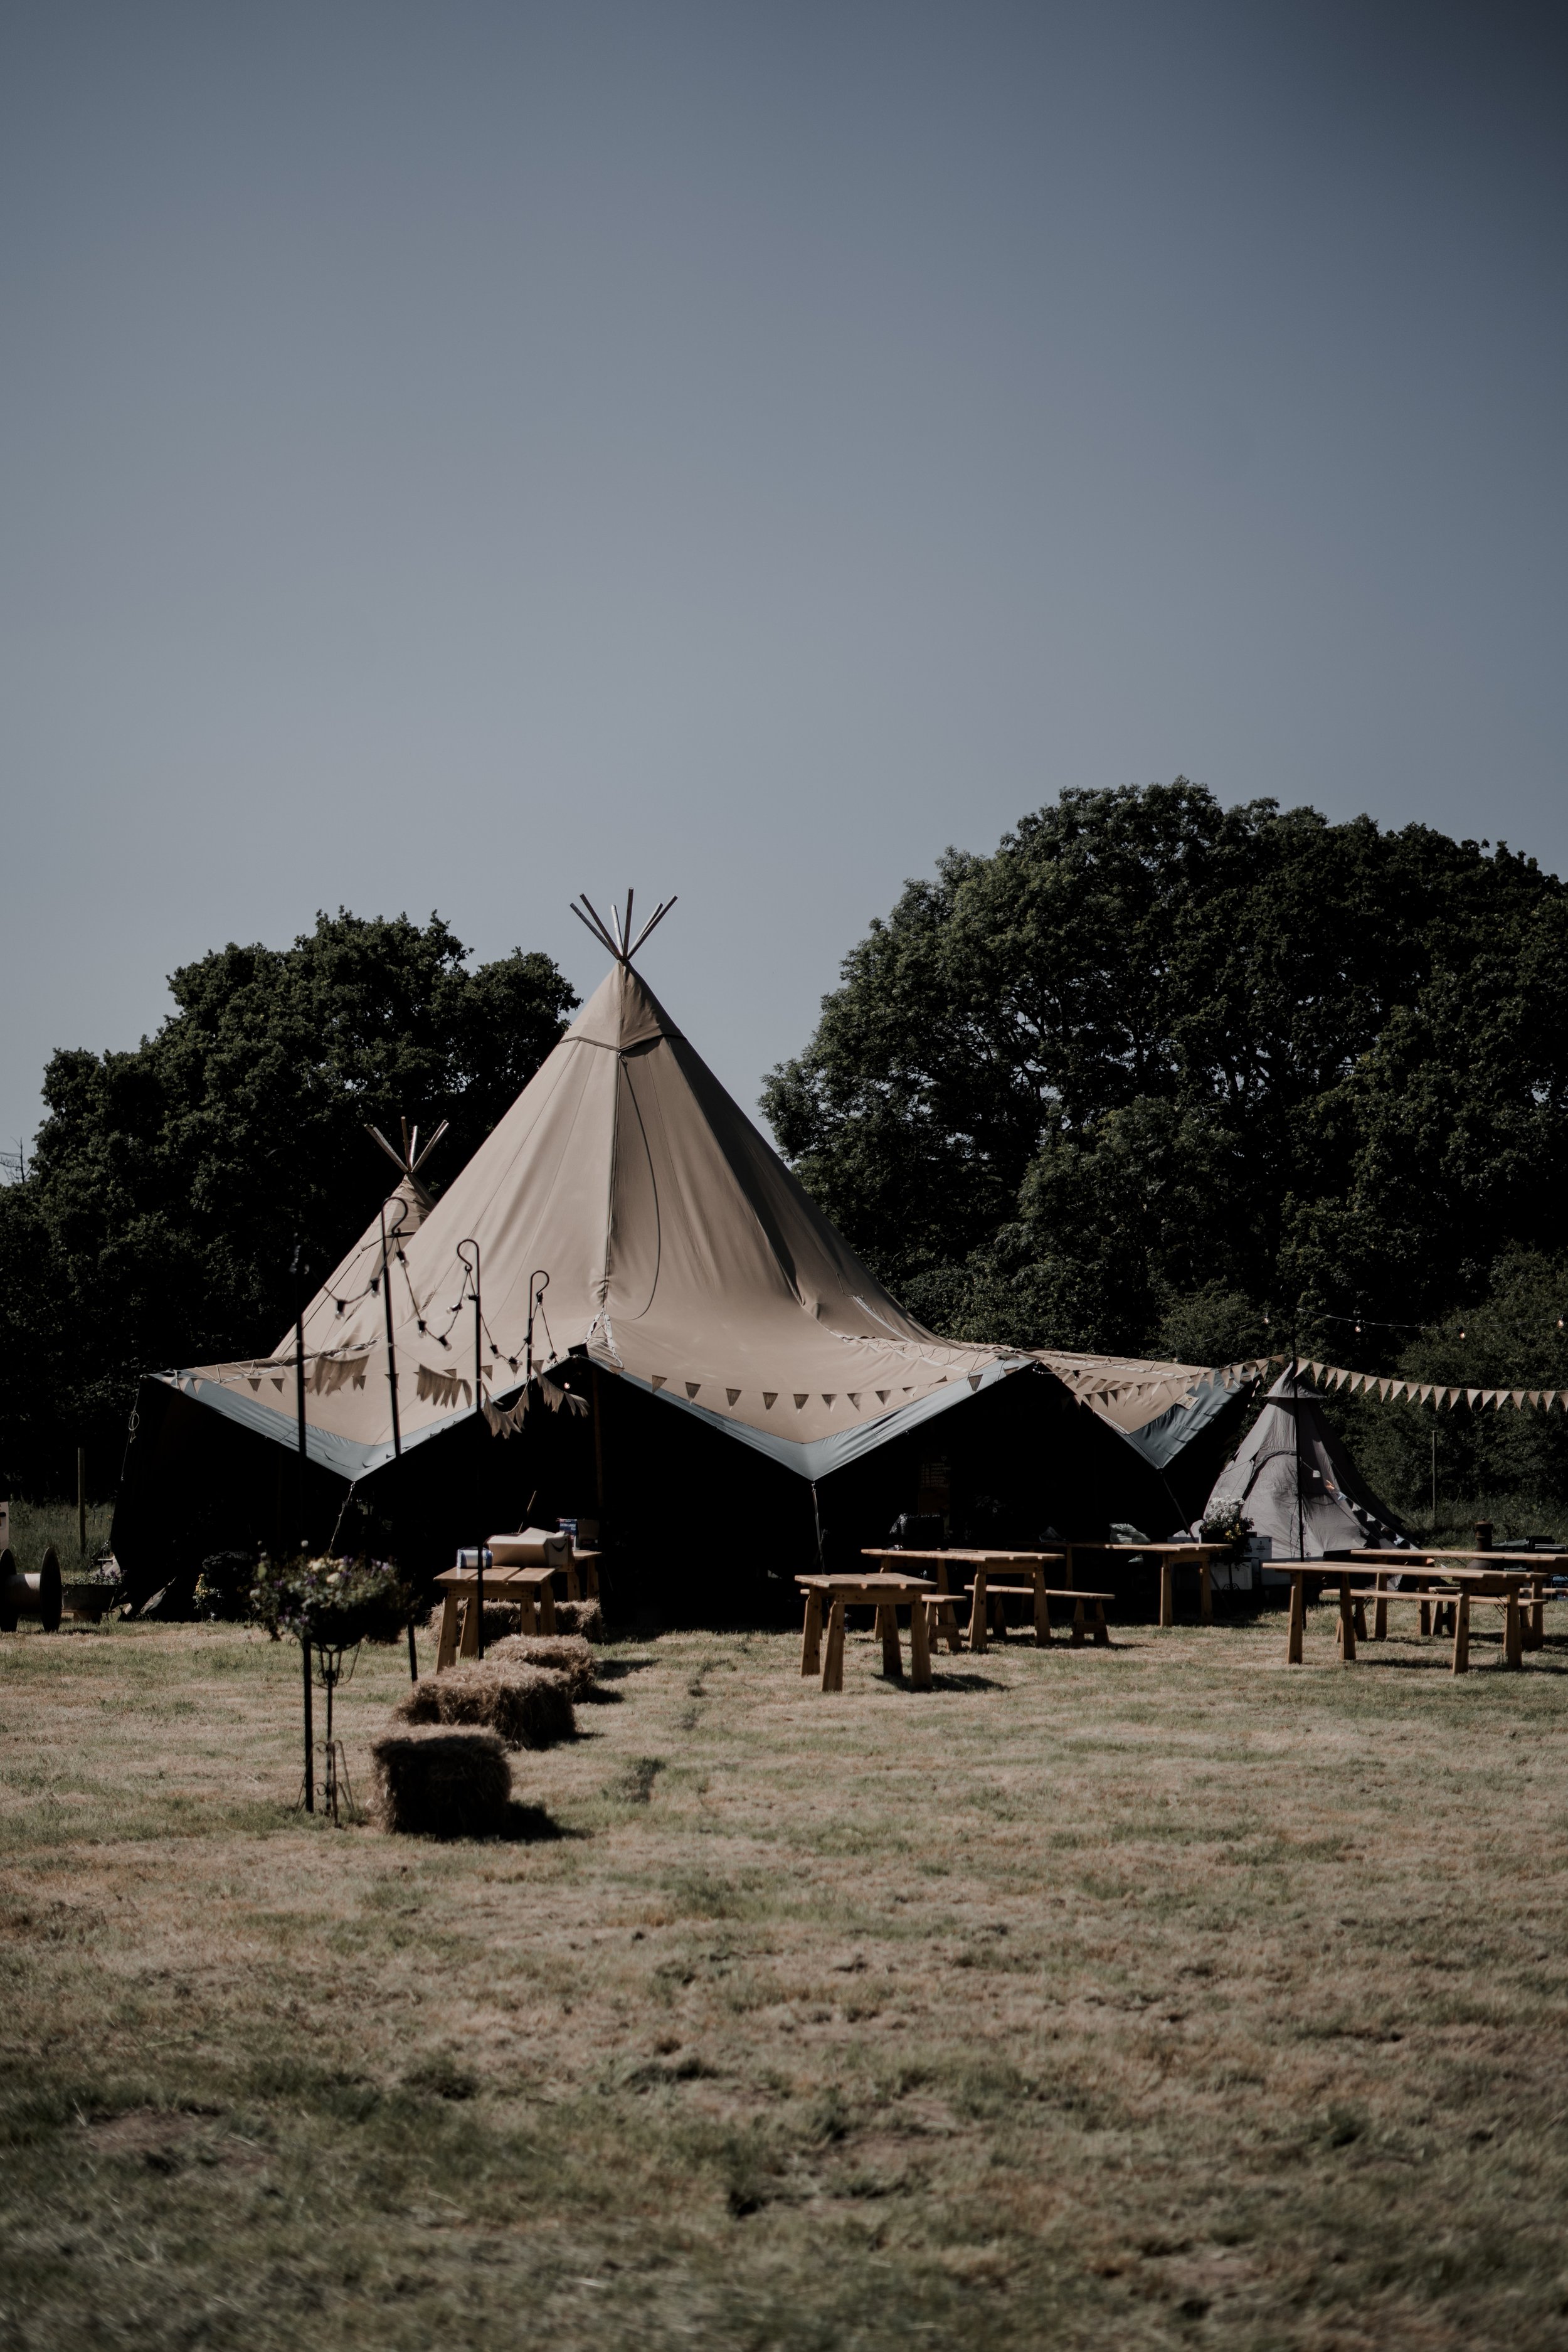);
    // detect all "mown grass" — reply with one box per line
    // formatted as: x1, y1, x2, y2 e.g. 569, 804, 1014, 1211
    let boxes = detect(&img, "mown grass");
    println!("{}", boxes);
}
3, 1603, 1568, 2348
4, 1496, 116, 1574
